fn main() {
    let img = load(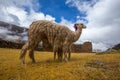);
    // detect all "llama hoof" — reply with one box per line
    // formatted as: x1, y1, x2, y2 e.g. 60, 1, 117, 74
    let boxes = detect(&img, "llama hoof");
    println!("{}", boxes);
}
32, 60, 36, 63
65, 58, 68, 62
21, 61, 25, 65
21, 59, 25, 65
68, 58, 70, 61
